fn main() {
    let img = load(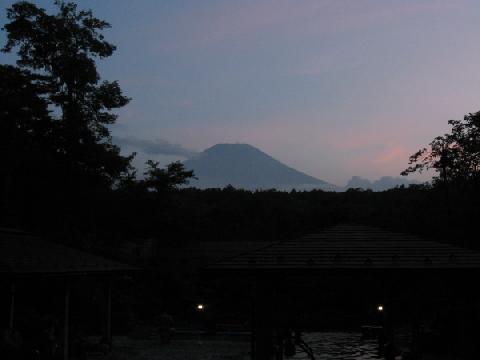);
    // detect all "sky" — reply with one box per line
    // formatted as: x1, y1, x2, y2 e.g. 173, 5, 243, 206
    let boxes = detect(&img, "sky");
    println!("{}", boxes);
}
2, 0, 480, 186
